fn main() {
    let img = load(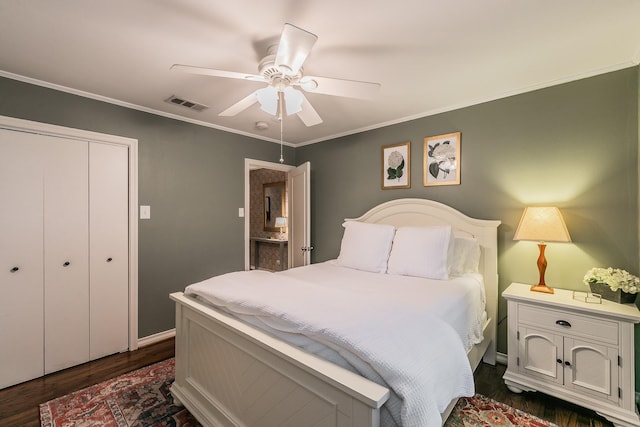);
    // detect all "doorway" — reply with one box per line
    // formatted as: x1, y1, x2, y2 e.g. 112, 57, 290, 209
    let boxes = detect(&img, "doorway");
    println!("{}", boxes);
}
244, 159, 311, 272
250, 169, 288, 271
244, 159, 293, 272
